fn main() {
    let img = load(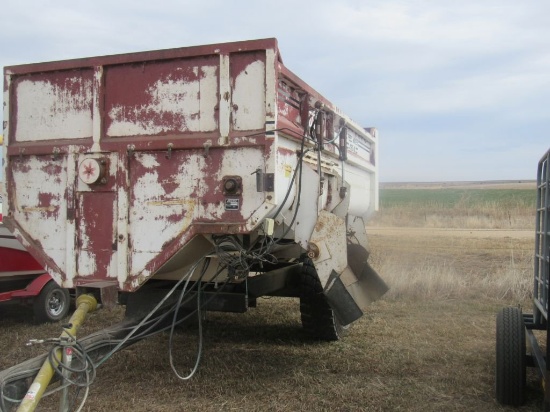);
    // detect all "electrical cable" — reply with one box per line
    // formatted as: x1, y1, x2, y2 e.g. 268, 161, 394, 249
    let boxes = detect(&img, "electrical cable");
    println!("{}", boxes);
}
94, 253, 212, 368
168, 271, 204, 380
